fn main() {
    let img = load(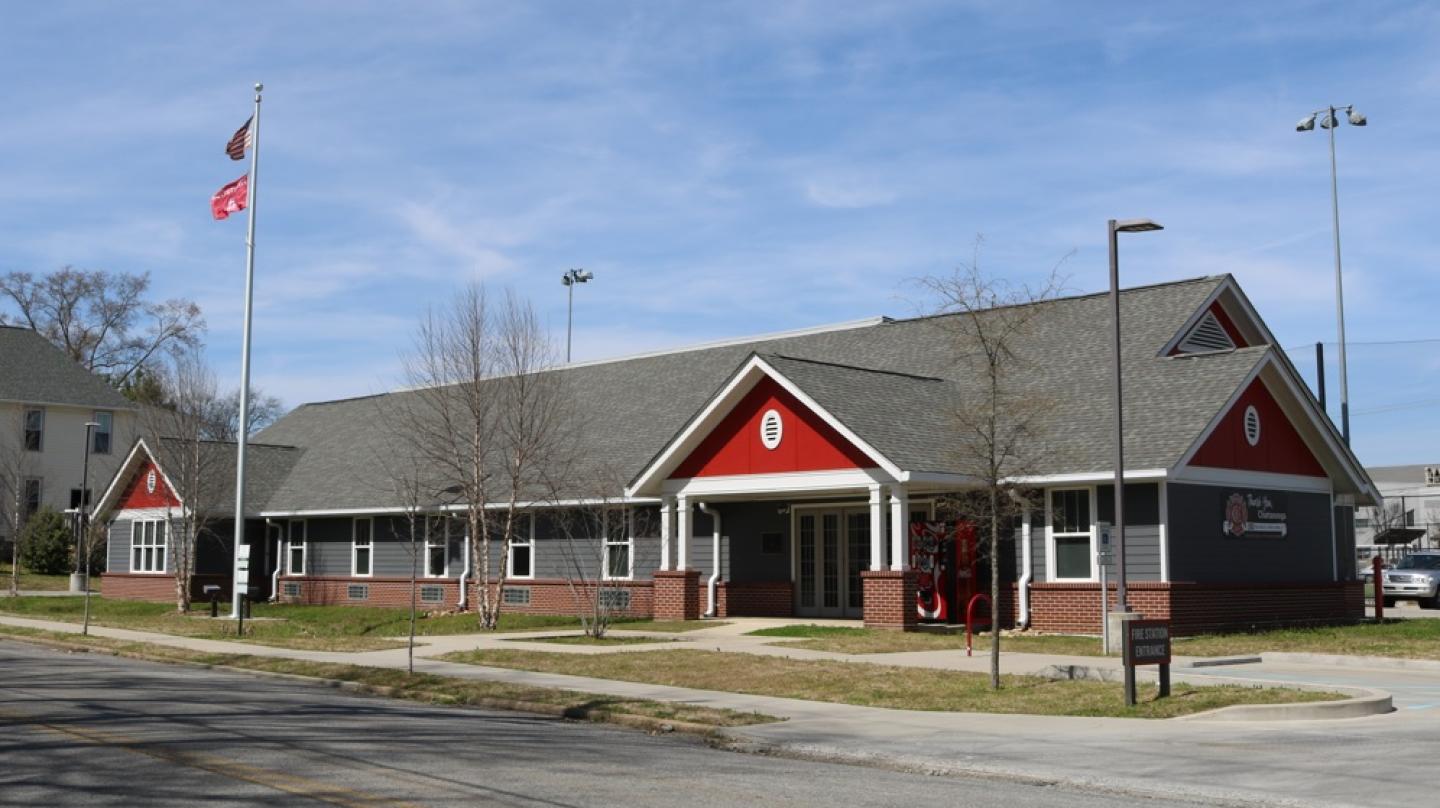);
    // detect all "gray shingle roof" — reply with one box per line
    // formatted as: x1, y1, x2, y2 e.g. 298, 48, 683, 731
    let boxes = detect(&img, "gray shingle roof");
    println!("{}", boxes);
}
0, 325, 133, 410
248, 275, 1267, 513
